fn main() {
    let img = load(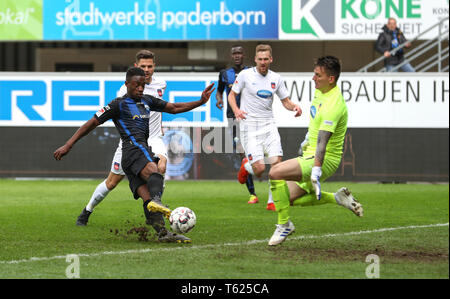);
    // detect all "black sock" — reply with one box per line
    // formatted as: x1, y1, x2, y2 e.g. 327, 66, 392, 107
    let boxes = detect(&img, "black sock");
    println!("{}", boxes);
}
246, 174, 256, 195
143, 199, 165, 234
143, 200, 152, 220
146, 172, 164, 202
